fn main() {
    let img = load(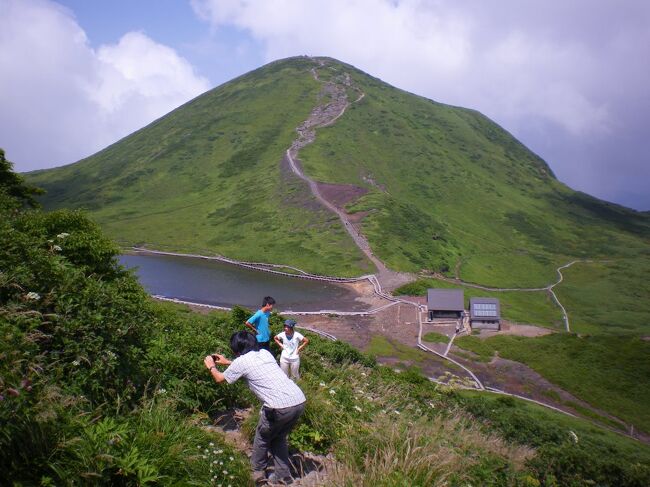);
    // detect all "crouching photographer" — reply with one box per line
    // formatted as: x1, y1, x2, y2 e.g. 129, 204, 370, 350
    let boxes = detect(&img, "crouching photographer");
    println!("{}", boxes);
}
205, 331, 306, 485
